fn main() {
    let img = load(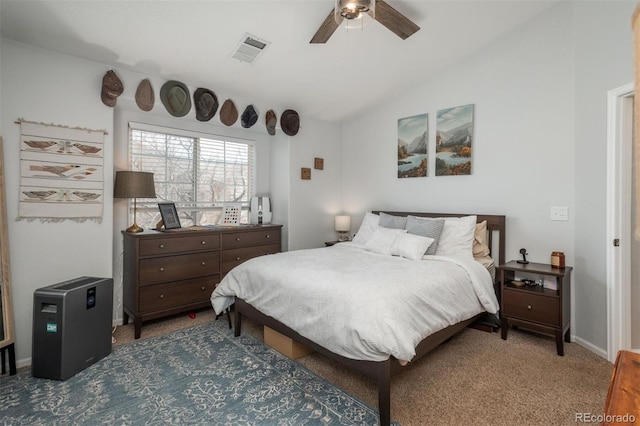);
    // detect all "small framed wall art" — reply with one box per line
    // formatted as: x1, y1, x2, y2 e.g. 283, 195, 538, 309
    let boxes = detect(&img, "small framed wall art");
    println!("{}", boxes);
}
314, 158, 324, 170
301, 167, 311, 180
